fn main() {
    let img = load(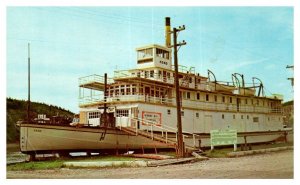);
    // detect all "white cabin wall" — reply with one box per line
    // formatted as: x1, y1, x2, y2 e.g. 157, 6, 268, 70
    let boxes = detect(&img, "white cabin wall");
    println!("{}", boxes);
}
181, 109, 194, 133
111, 101, 284, 133
137, 103, 177, 130
193, 111, 205, 133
